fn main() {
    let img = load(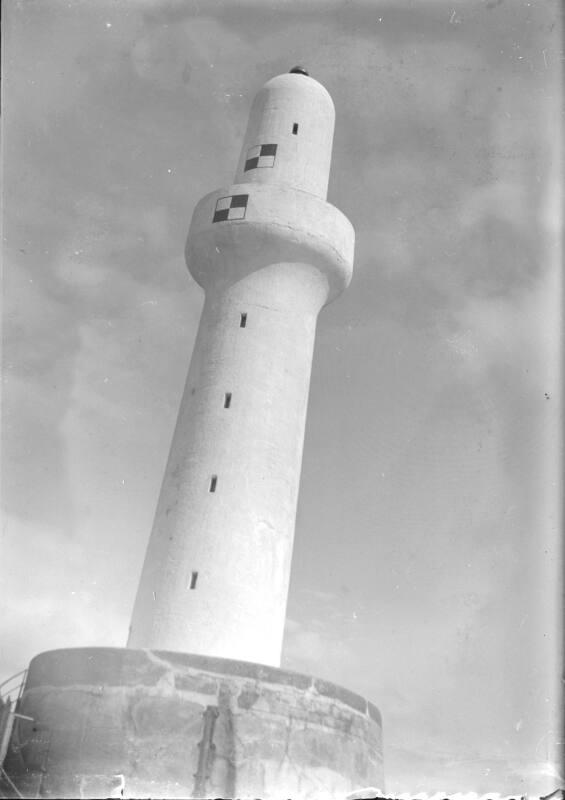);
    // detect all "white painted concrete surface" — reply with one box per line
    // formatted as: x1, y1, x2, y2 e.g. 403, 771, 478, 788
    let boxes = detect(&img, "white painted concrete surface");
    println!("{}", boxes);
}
234, 72, 335, 198
128, 71, 354, 666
